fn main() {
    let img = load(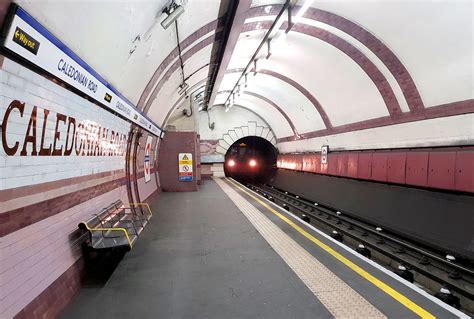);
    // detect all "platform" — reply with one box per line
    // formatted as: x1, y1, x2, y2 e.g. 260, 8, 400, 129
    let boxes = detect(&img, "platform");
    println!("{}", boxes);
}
61, 179, 468, 319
